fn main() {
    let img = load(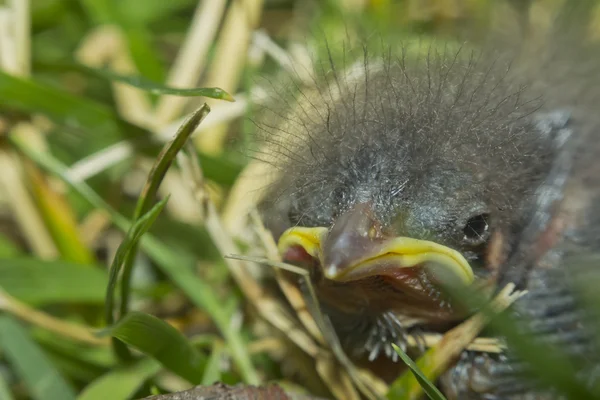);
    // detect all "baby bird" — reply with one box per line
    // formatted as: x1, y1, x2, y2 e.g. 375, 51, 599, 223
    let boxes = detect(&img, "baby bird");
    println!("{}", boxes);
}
260, 43, 551, 347
257, 5, 600, 398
